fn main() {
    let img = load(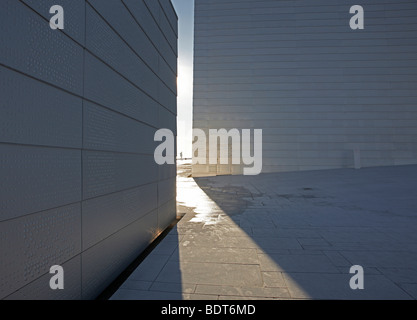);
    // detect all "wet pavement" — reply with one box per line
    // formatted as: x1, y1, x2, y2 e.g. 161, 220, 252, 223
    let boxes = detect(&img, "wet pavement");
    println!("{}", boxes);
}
111, 162, 417, 300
